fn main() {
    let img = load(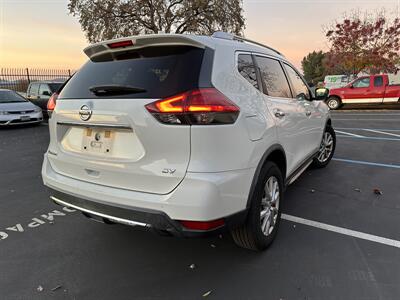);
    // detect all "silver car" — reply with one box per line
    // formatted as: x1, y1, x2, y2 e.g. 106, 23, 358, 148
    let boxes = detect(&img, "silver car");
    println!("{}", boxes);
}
0, 89, 43, 126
